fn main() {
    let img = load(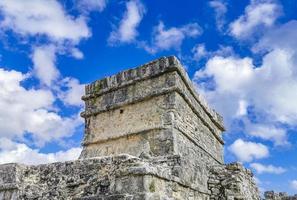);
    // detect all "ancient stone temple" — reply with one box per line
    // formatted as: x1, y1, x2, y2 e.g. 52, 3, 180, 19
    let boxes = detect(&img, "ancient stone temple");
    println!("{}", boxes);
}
0, 56, 260, 199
